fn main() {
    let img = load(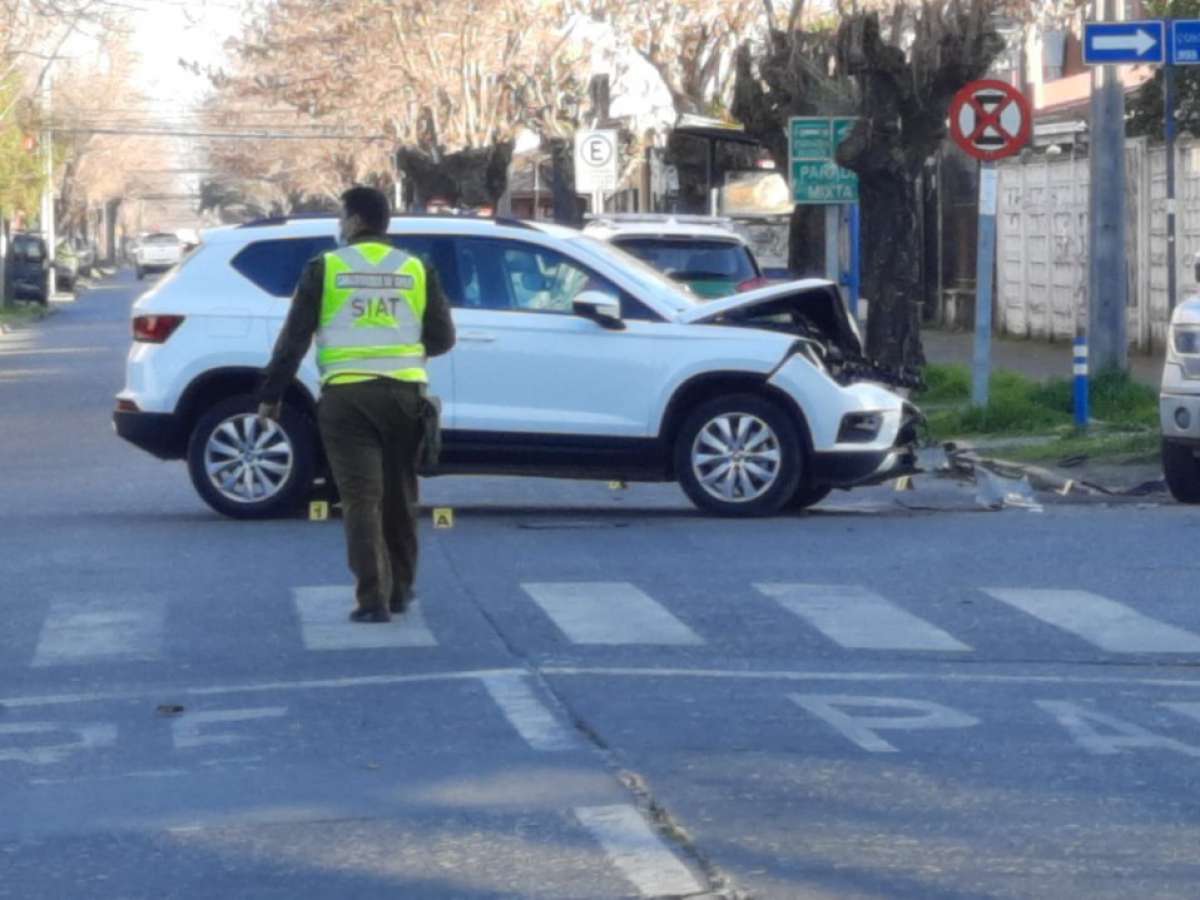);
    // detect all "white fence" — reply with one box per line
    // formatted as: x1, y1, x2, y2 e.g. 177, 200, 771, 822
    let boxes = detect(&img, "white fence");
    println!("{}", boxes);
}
995, 136, 1200, 352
